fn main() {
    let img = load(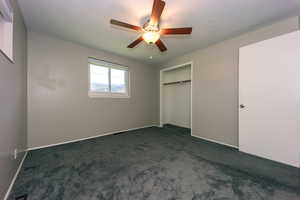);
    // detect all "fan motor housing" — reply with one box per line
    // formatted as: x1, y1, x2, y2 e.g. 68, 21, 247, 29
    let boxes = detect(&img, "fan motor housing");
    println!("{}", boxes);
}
143, 20, 160, 32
